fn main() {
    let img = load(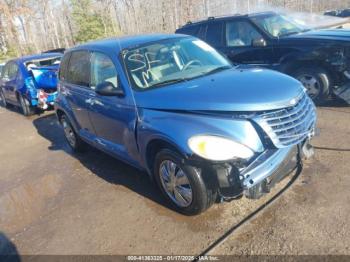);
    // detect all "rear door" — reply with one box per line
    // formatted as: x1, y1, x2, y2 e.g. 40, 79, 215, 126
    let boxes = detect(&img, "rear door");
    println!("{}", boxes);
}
1, 62, 19, 103
223, 19, 274, 66
62, 50, 96, 138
